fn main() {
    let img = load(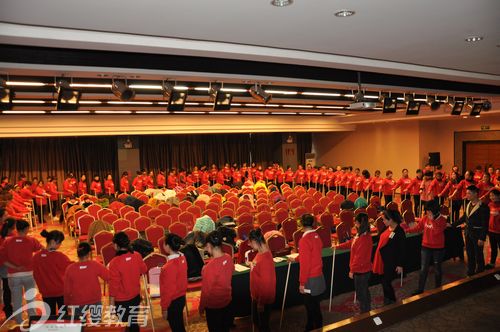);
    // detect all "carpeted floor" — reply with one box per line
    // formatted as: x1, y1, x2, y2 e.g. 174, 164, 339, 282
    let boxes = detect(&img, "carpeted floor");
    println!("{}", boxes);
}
0, 222, 498, 331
